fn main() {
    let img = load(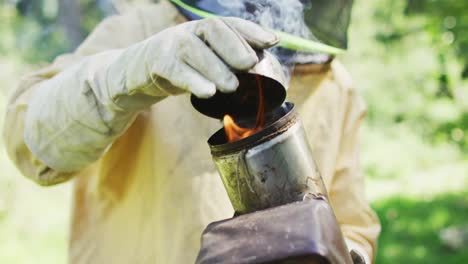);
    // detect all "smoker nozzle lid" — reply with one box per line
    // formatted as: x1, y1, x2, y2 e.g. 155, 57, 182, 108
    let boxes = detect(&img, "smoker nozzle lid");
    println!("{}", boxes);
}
190, 51, 287, 120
